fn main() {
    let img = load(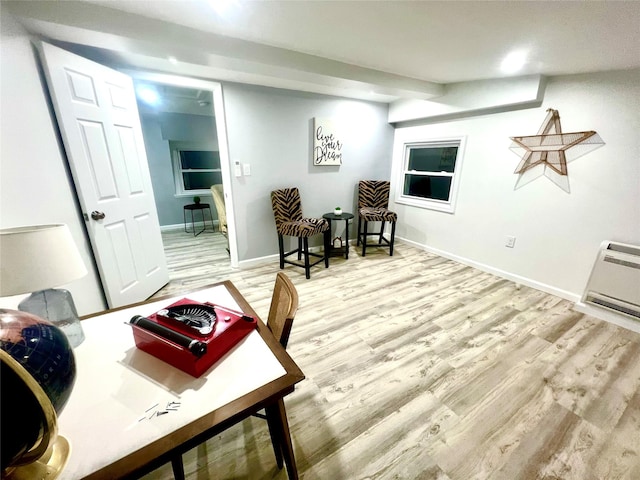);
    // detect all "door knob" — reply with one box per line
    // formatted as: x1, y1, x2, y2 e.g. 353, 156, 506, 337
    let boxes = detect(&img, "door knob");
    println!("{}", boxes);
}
90, 211, 106, 220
